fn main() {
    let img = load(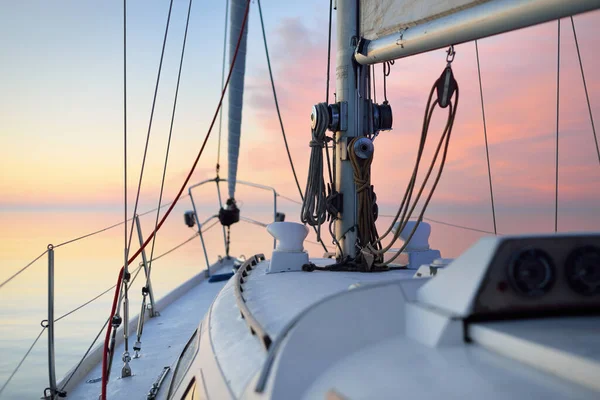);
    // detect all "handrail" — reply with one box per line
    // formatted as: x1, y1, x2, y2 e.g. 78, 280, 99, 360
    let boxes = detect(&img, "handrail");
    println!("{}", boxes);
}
0, 221, 213, 397
233, 254, 270, 350
188, 178, 281, 250
0, 177, 306, 396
